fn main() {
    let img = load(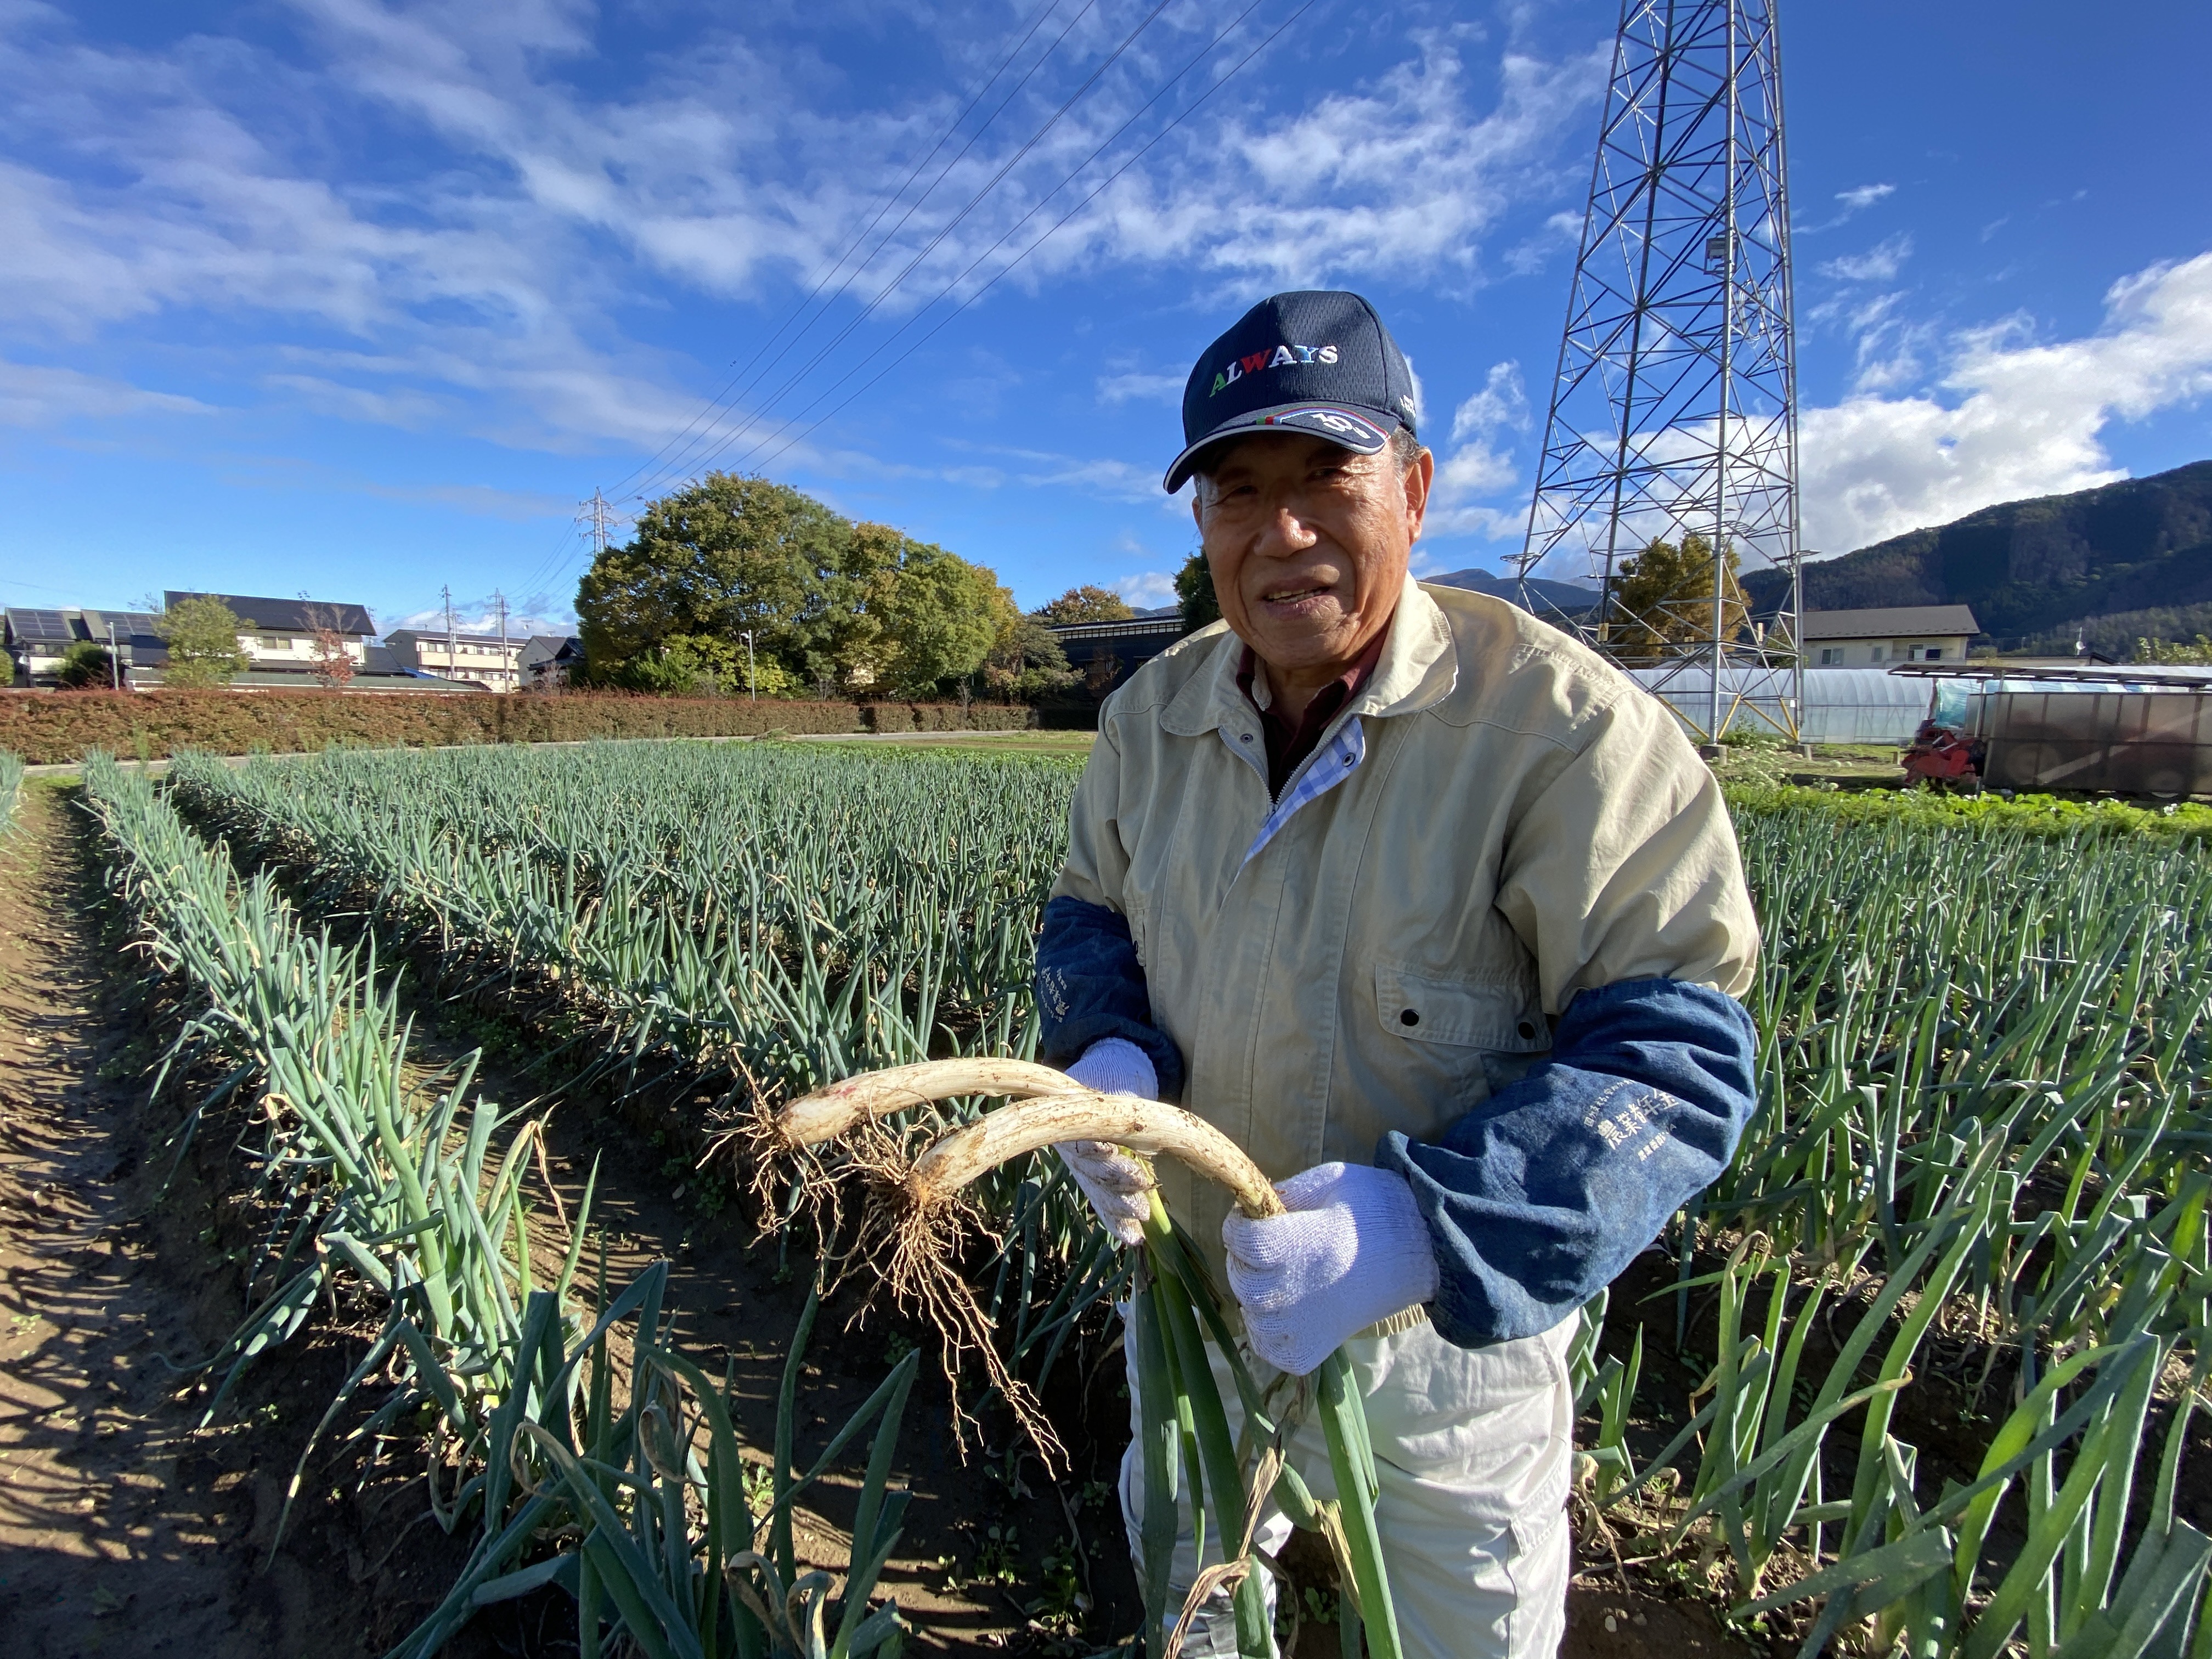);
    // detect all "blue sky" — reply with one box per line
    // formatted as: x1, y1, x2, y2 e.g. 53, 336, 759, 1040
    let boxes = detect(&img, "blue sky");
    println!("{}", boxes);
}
5, 0, 2208, 637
